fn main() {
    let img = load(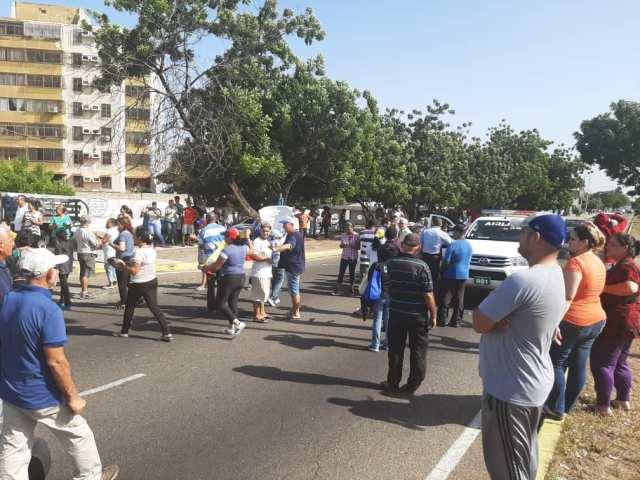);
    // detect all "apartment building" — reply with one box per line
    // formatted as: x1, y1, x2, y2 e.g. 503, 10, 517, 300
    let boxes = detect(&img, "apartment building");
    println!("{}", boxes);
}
0, 1, 157, 192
